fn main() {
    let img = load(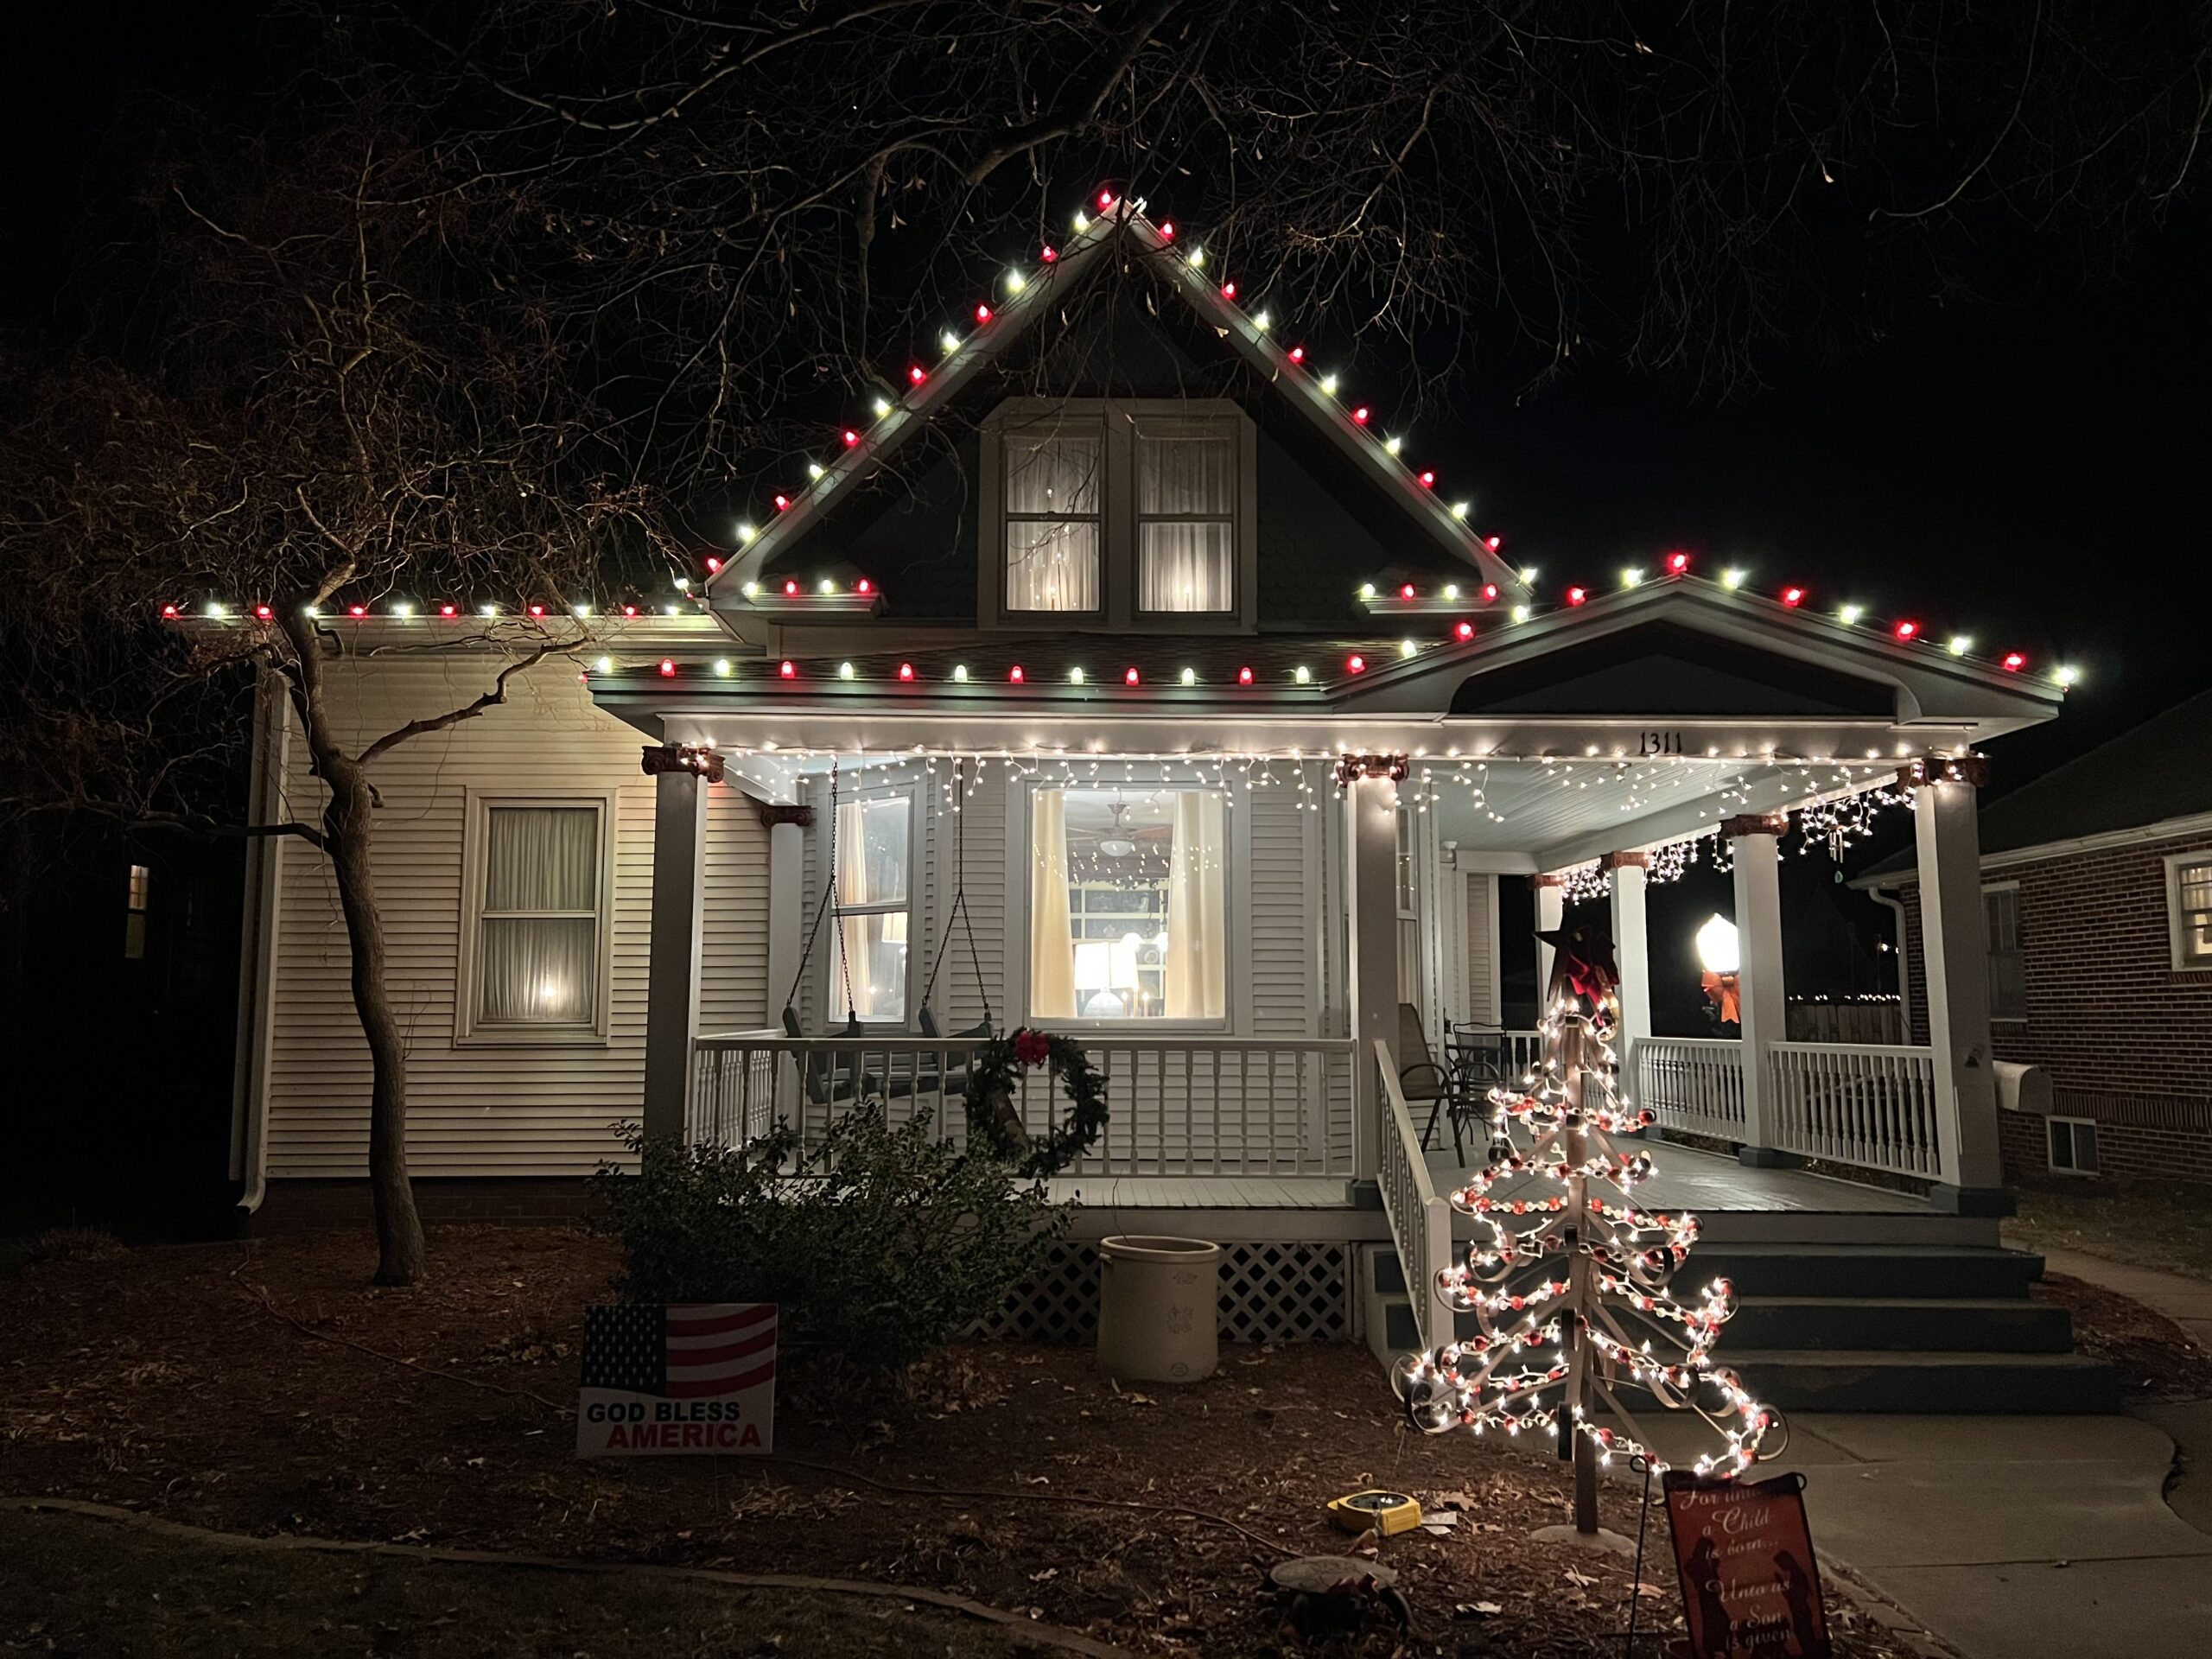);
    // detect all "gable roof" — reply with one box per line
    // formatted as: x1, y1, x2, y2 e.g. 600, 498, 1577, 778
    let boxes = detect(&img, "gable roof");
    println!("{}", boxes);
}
1856, 685, 2212, 881
705, 194, 1526, 603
